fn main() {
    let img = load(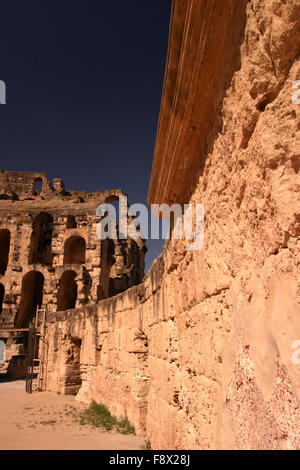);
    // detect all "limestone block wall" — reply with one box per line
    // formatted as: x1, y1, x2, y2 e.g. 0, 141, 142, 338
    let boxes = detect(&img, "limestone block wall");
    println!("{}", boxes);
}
44, 0, 300, 450
44, 228, 300, 450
